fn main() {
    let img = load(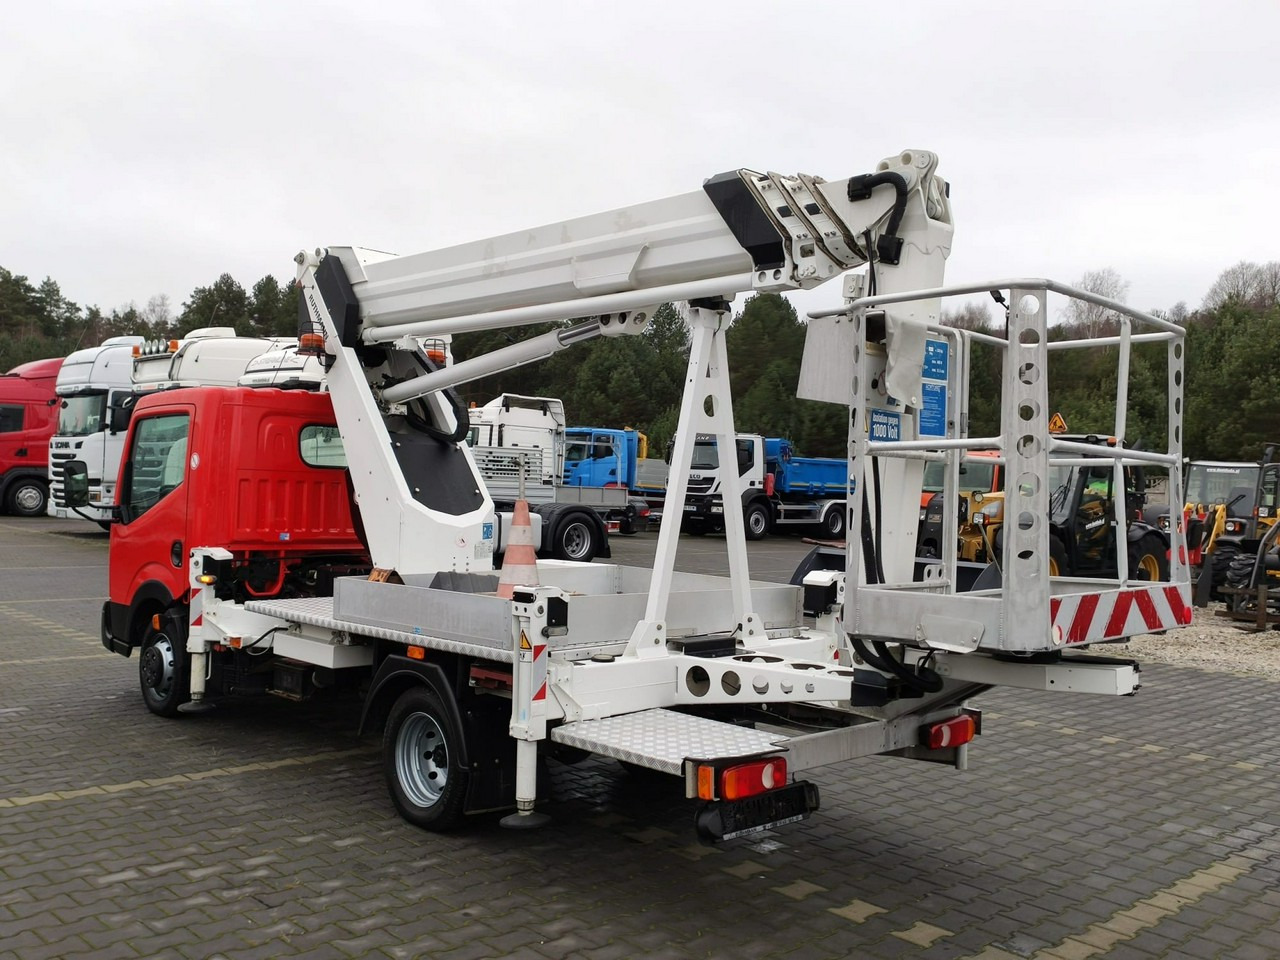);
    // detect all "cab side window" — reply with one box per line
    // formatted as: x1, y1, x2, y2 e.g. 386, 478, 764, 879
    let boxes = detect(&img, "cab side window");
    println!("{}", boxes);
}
125, 414, 190, 520
299, 424, 347, 468
0, 404, 23, 433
